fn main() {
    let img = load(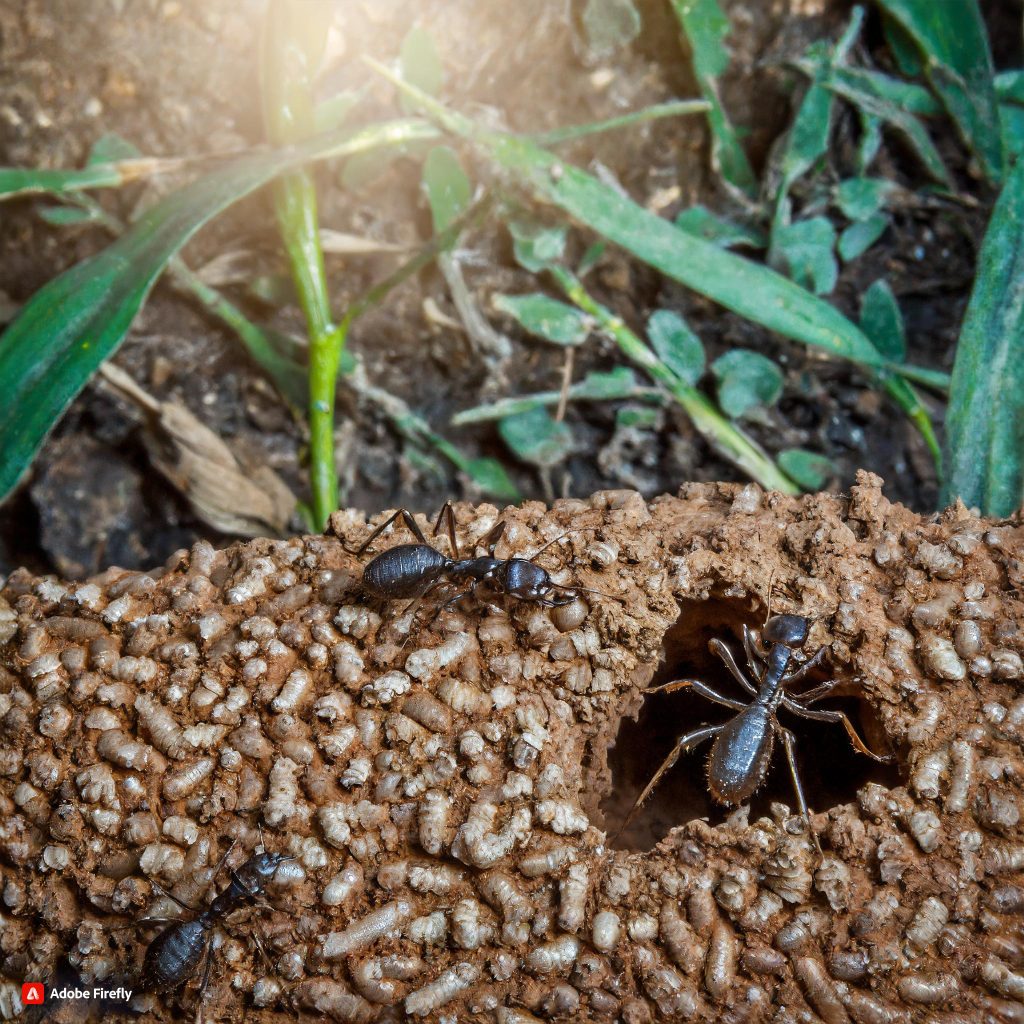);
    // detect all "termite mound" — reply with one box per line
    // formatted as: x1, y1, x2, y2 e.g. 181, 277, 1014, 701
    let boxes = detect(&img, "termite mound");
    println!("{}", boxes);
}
1, 471, 1023, 1023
